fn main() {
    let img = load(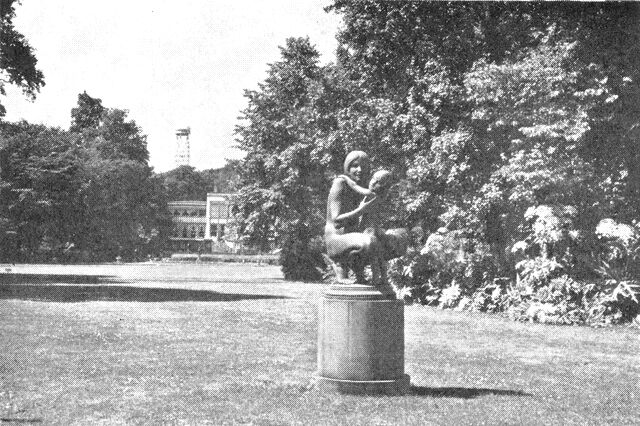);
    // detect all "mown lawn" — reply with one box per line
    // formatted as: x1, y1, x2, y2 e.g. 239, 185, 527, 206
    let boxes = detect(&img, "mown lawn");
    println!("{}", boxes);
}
1, 263, 638, 425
